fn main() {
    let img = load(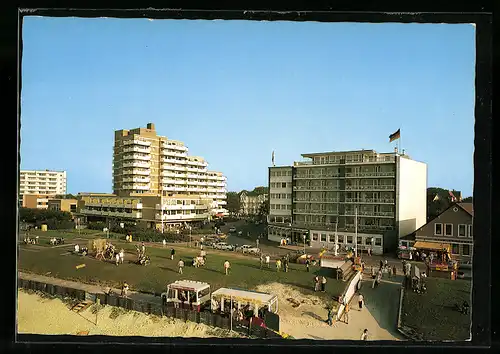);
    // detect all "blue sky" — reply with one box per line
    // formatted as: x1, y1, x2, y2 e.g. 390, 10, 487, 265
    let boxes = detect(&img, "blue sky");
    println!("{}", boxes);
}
21, 18, 475, 196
